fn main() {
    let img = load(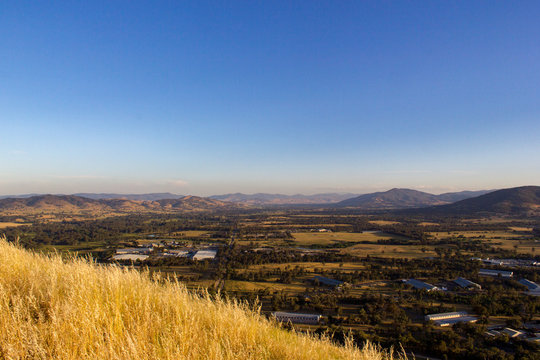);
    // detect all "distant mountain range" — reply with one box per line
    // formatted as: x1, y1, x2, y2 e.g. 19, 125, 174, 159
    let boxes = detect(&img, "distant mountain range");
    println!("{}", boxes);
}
3, 187, 538, 217
0, 194, 234, 215
209, 193, 358, 205
0, 190, 489, 207
334, 188, 491, 209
